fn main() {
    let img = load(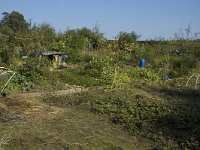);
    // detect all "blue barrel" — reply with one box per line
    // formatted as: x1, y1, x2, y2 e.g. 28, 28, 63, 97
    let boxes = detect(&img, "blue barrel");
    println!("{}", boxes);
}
139, 59, 145, 68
